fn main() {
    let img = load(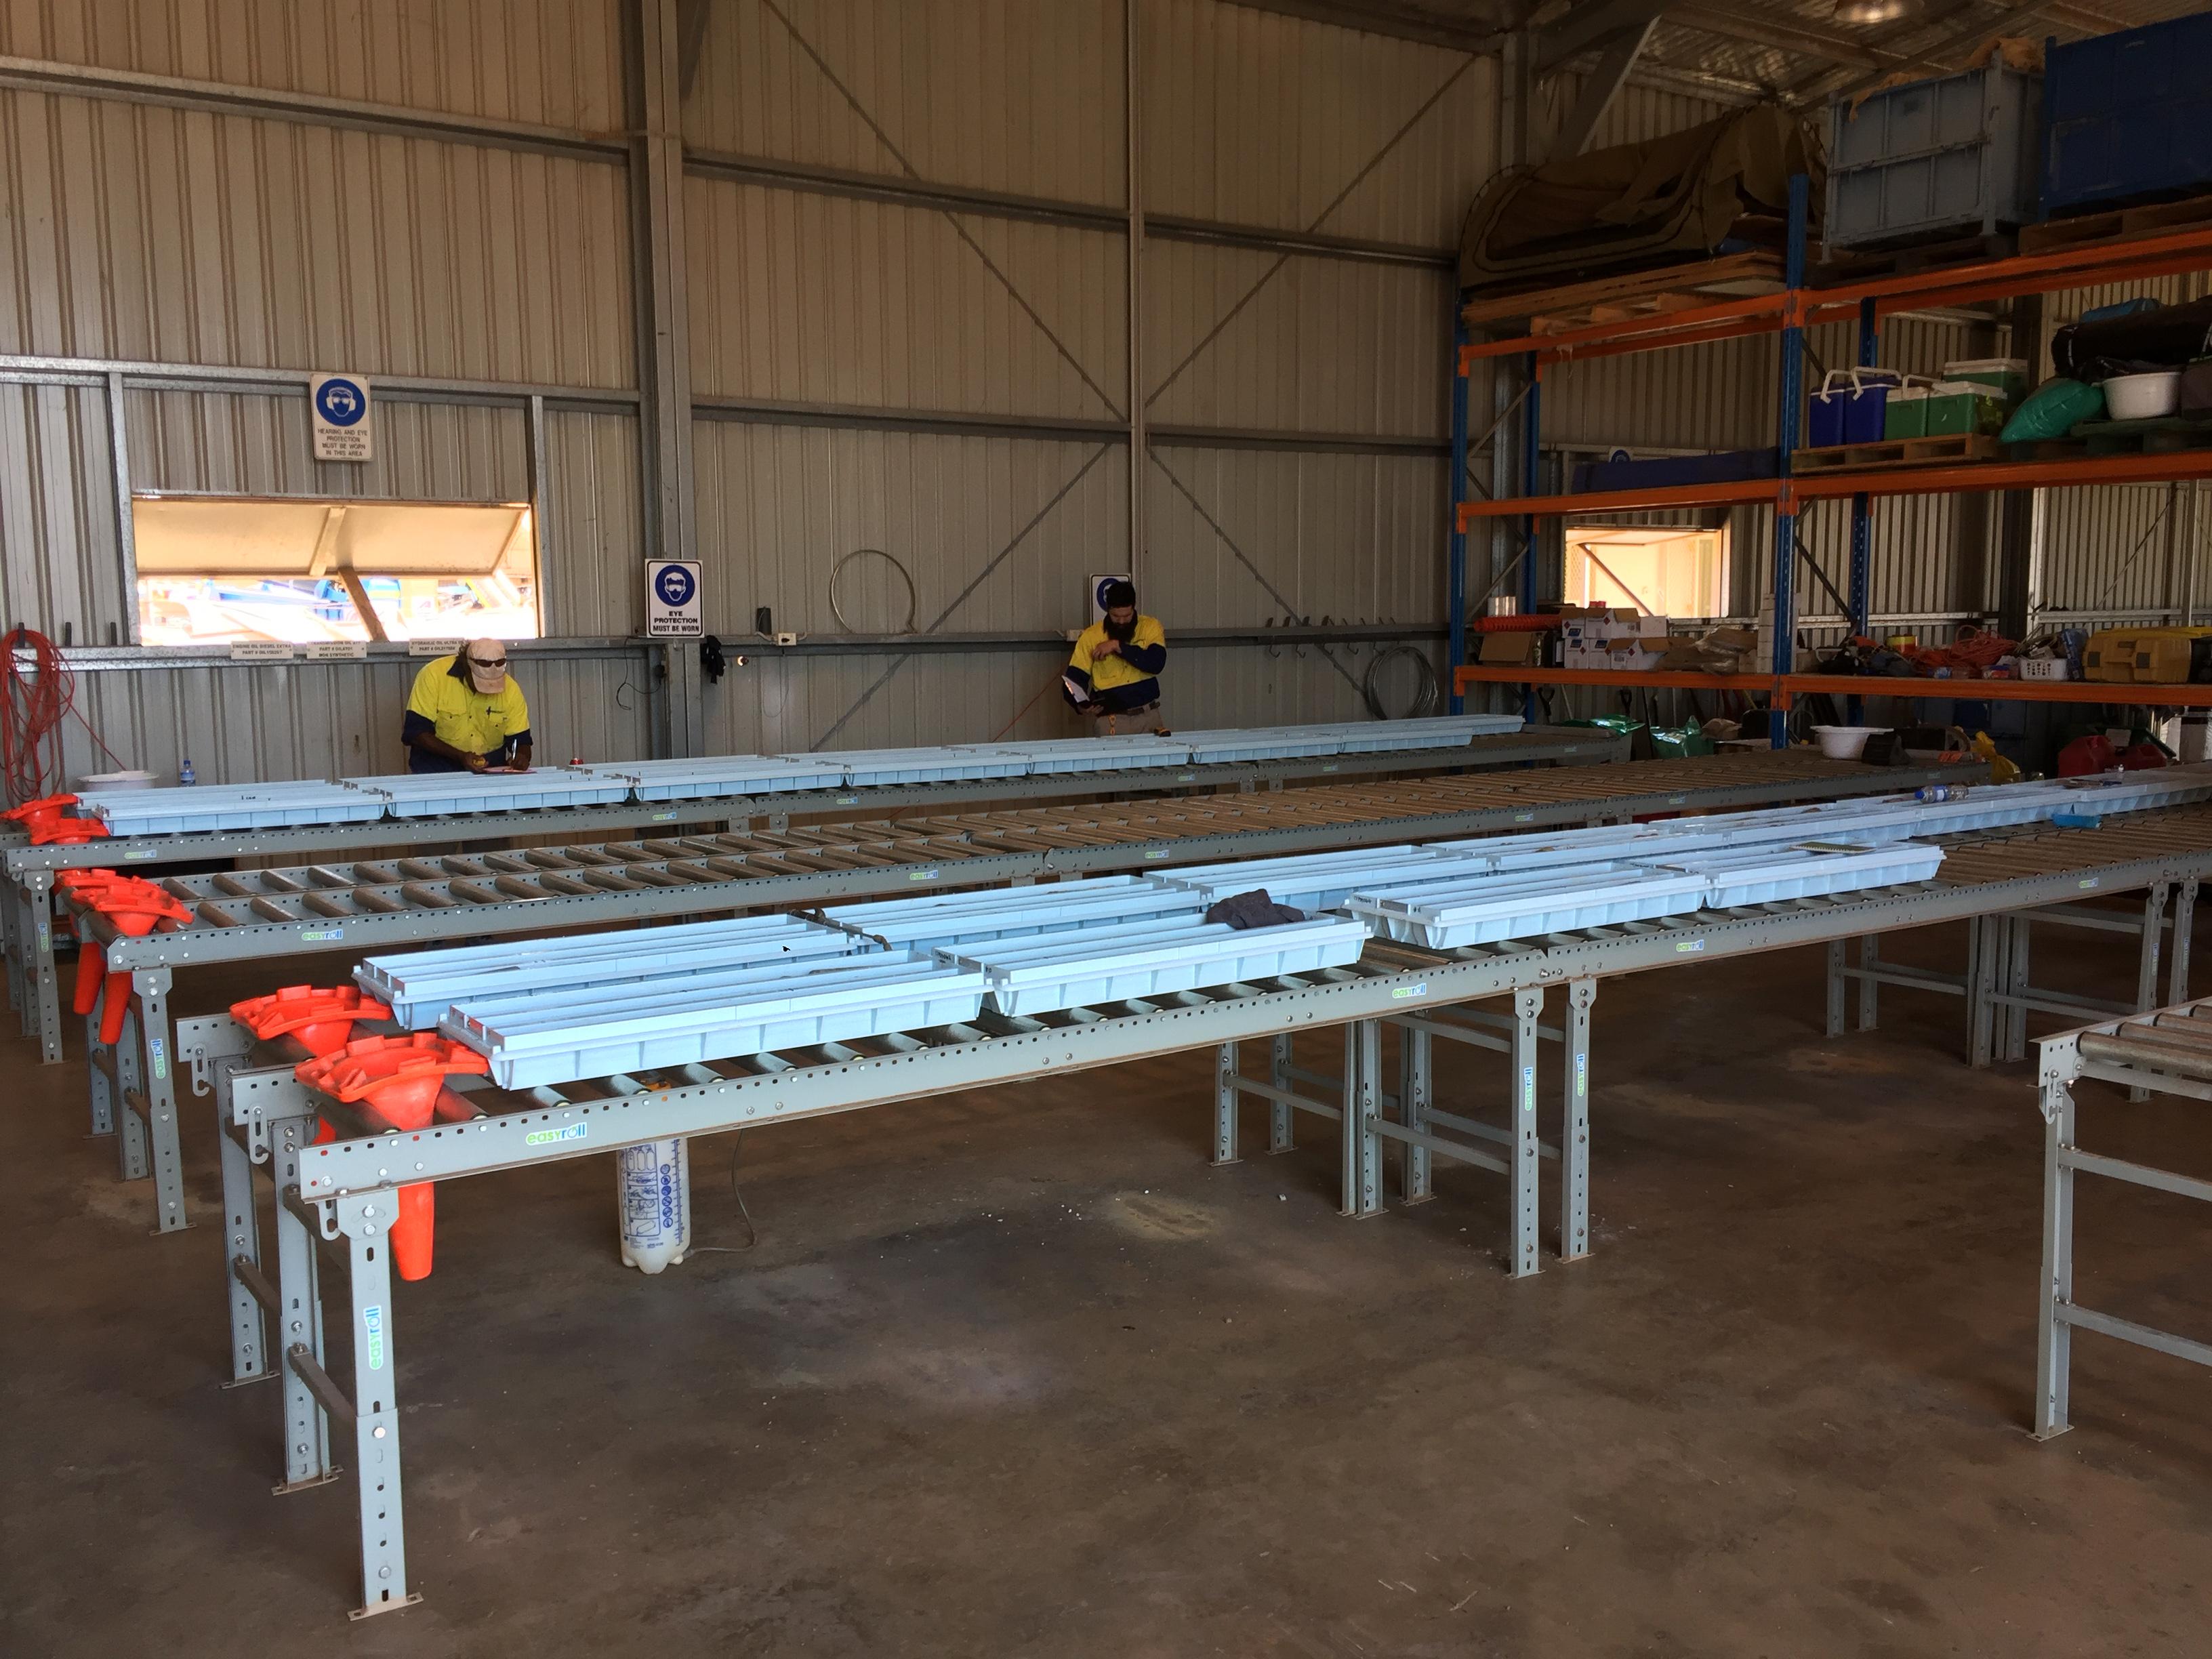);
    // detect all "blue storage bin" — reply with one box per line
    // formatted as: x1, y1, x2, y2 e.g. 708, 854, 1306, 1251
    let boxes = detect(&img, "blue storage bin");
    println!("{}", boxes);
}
1826, 63, 2041, 249
1807, 369, 1902, 447
2043, 16, 2212, 216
